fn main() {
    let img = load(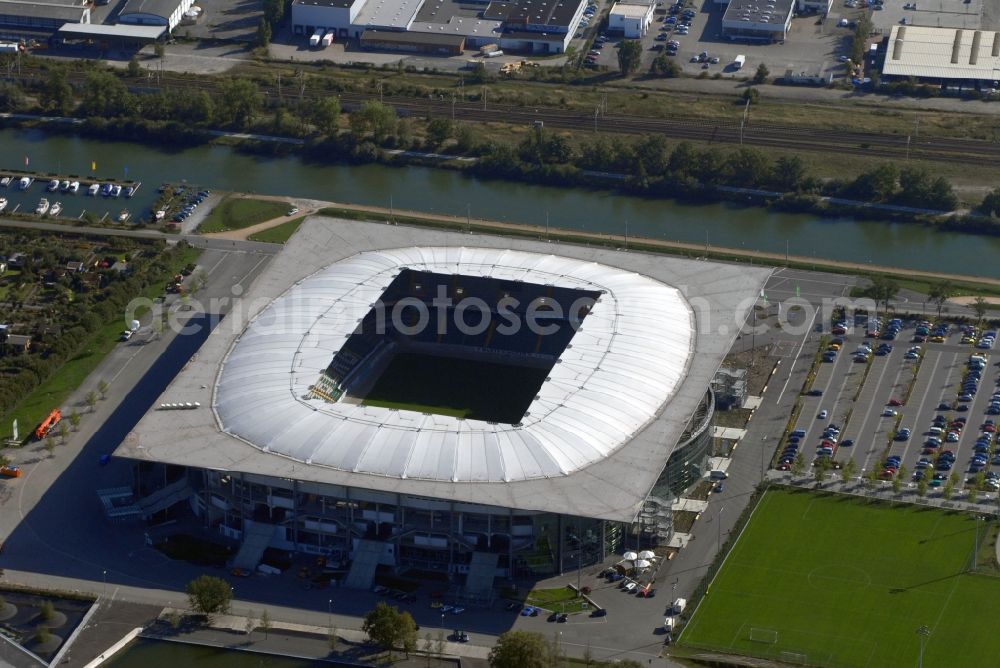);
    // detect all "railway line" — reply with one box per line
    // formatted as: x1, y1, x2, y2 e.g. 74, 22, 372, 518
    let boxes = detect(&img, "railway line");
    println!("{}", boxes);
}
12, 66, 1000, 166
